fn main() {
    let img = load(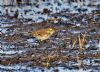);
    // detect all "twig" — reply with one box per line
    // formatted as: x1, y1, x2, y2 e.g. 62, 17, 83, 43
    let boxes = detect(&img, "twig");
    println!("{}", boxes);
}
78, 33, 86, 52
